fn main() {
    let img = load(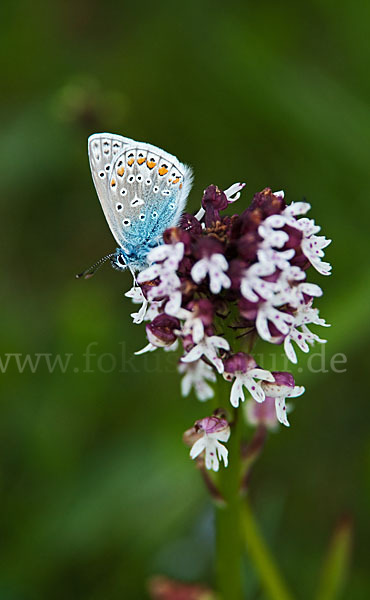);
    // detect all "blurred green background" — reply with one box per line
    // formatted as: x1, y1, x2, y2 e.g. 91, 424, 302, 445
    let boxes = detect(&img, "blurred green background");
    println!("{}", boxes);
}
1, 1, 369, 598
